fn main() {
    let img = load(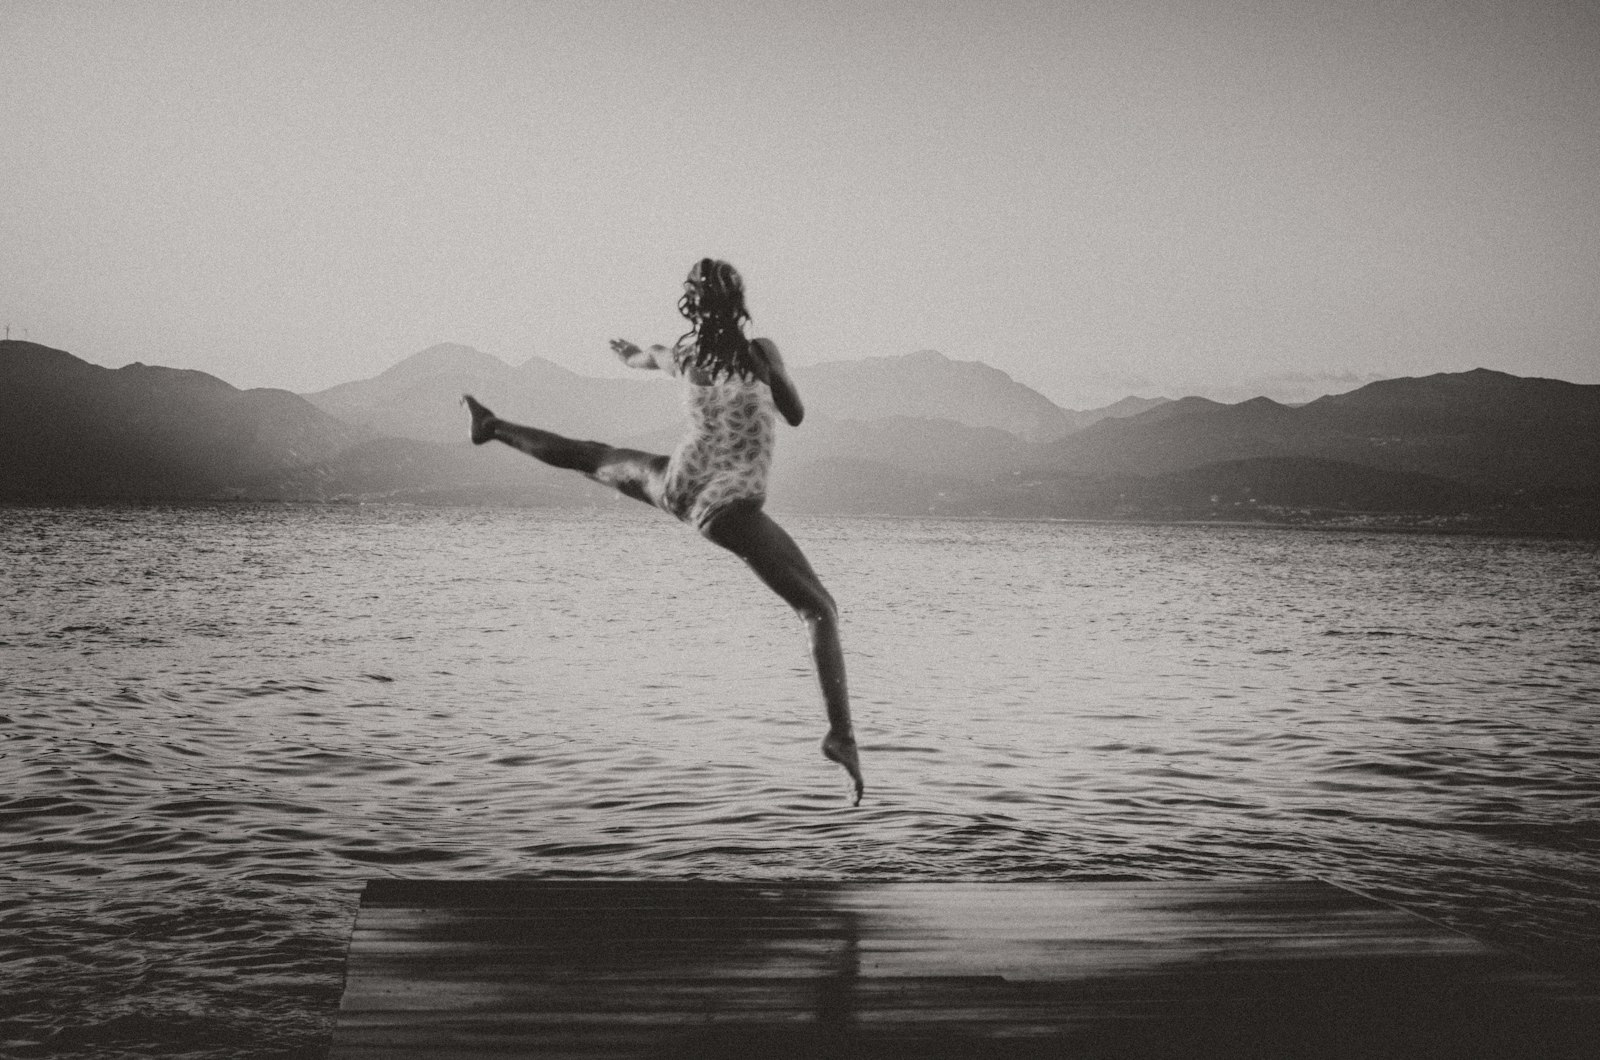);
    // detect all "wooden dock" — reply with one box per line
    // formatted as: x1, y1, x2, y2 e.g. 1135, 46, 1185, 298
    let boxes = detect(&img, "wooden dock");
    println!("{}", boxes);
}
330, 879, 1595, 1058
